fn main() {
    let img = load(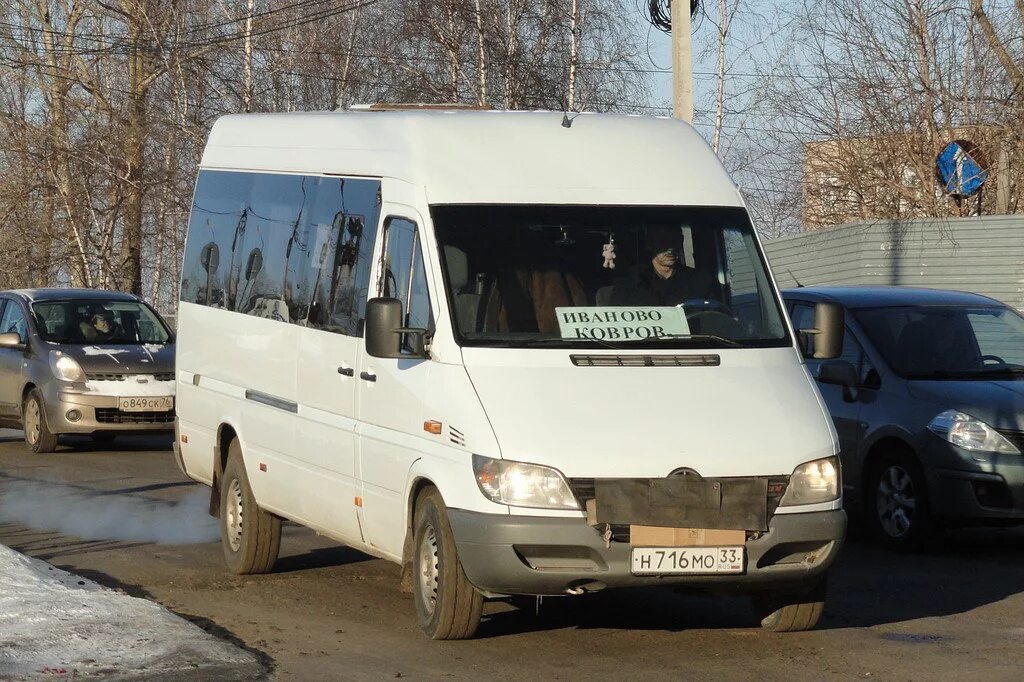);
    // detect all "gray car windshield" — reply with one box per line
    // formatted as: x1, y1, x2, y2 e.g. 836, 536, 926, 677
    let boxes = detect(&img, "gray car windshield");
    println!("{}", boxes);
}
854, 305, 1024, 379
432, 205, 789, 349
32, 300, 171, 345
